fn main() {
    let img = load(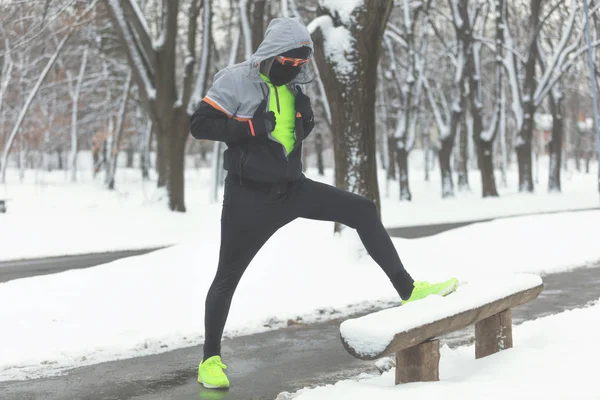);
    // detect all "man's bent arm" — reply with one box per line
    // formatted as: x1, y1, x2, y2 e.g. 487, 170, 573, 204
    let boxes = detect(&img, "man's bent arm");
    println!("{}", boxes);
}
190, 100, 250, 142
